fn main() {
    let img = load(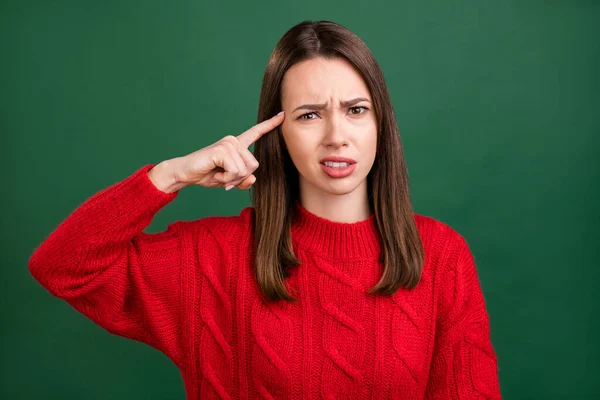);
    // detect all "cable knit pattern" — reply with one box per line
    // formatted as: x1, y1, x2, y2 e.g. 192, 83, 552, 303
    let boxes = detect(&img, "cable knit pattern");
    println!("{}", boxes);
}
312, 253, 366, 398
250, 295, 294, 398
197, 225, 234, 399
28, 164, 501, 399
